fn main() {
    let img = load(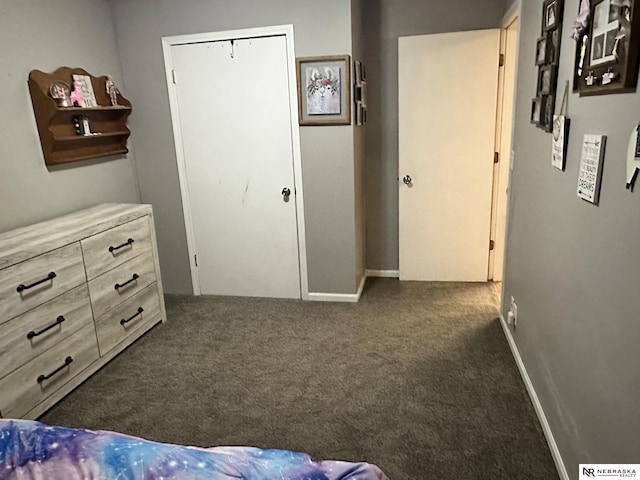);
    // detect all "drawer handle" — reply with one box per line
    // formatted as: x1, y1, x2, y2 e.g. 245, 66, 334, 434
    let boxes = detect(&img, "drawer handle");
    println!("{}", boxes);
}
17, 272, 57, 293
121, 307, 144, 325
27, 315, 65, 340
109, 238, 134, 253
37, 356, 73, 384
114, 273, 139, 290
